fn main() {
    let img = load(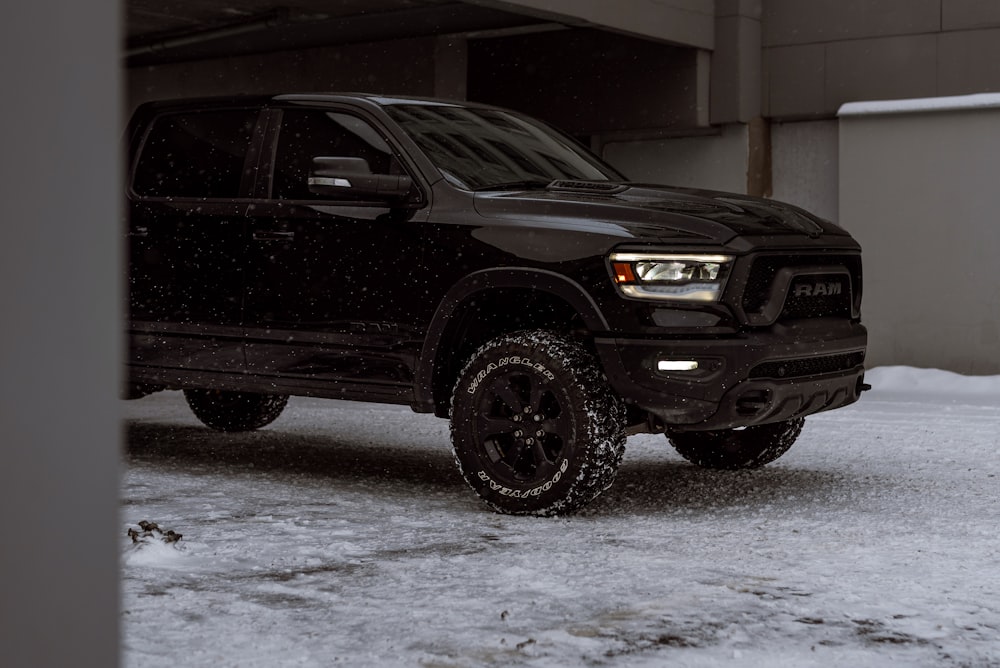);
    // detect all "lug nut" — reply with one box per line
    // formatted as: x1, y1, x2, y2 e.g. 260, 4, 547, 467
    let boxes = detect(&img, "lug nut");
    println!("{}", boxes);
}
535, 430, 544, 437
513, 430, 523, 438
533, 414, 543, 422
525, 438, 534, 445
